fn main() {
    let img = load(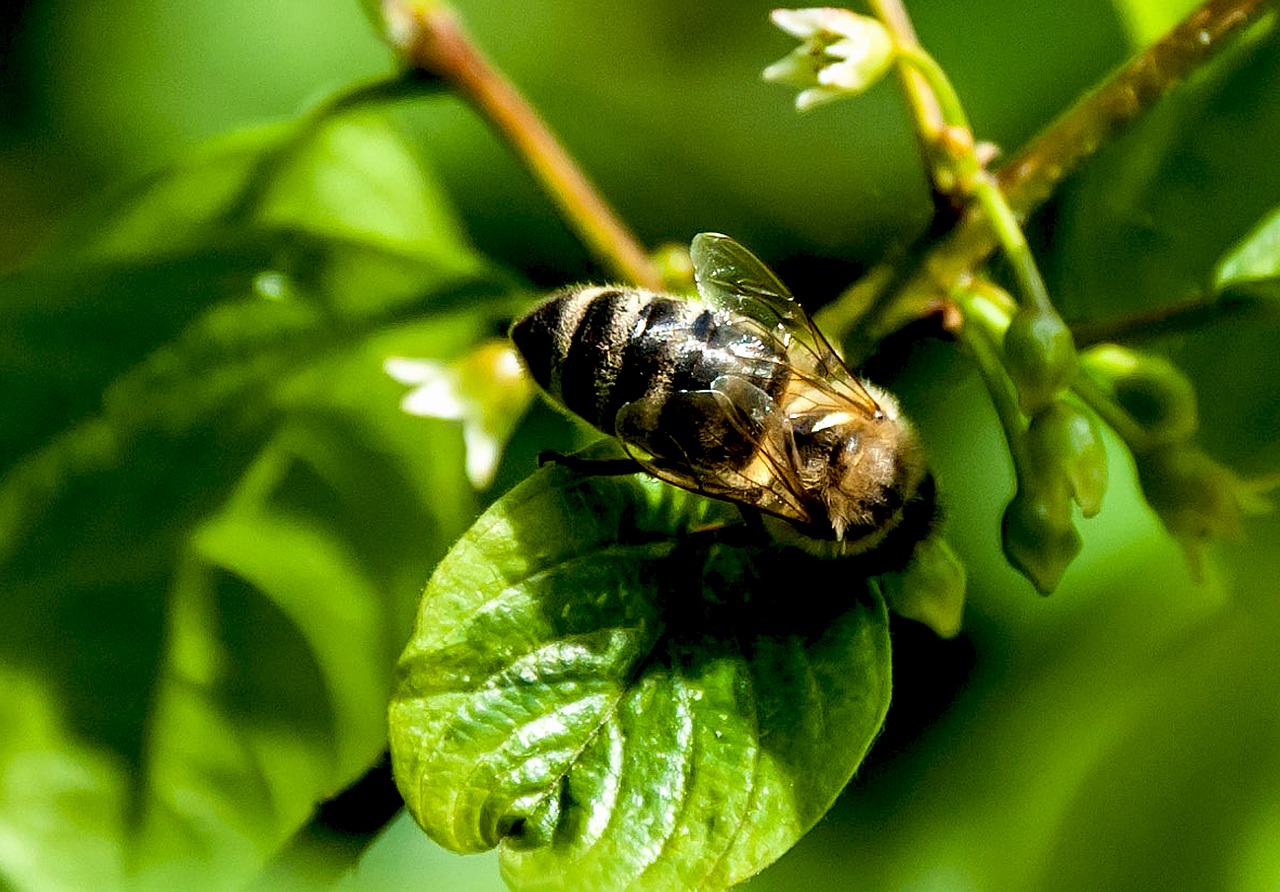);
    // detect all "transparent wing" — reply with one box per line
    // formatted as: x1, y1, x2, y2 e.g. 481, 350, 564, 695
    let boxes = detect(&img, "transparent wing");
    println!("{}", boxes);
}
614, 375, 813, 525
690, 232, 881, 417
